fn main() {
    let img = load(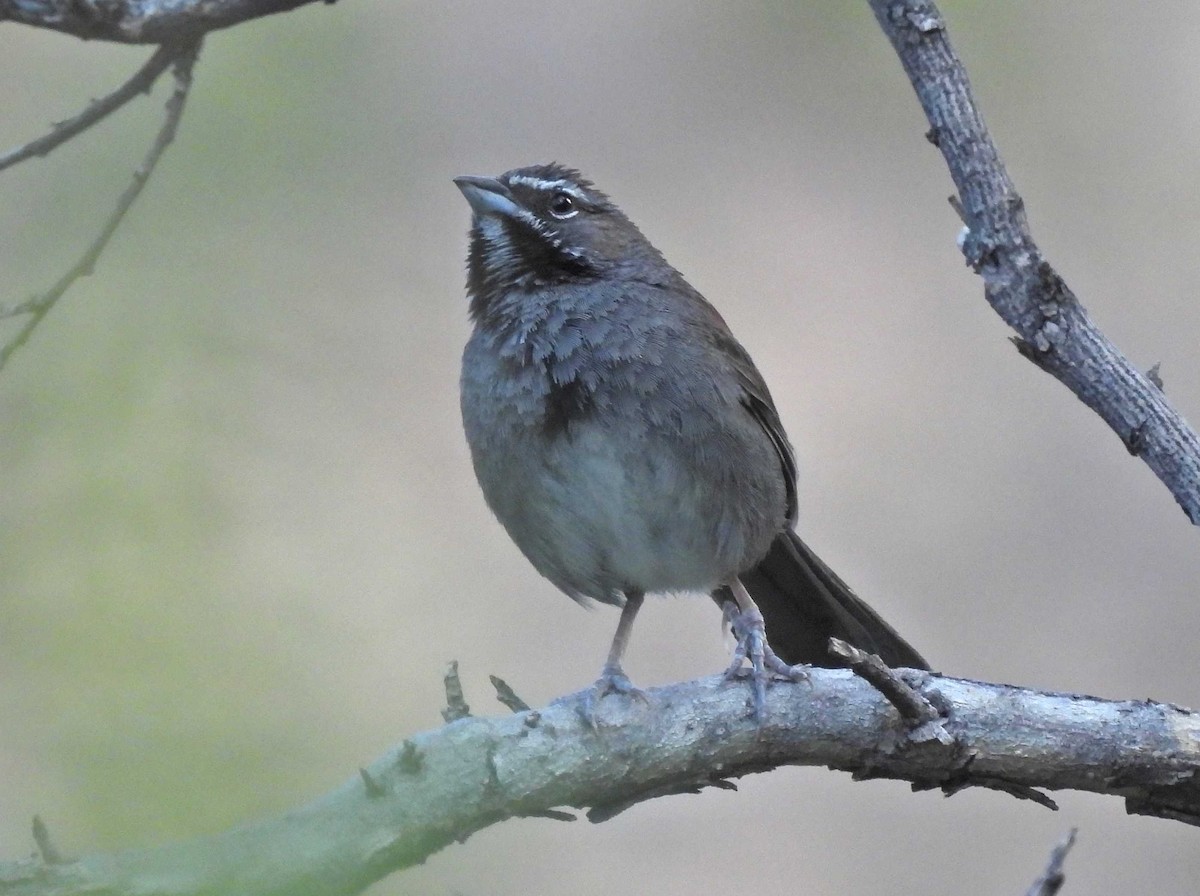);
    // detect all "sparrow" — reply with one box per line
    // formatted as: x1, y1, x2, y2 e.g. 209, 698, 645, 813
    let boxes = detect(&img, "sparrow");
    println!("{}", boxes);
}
454, 163, 928, 719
